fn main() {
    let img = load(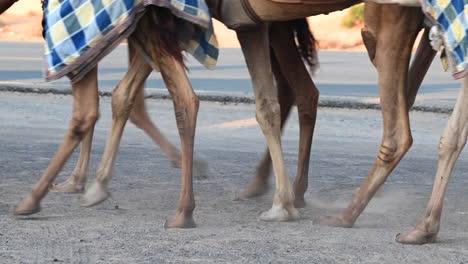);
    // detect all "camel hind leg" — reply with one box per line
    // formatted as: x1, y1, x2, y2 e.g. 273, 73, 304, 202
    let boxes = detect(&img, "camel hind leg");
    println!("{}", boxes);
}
237, 24, 299, 221
396, 76, 468, 244
81, 8, 199, 227
234, 46, 296, 200
158, 47, 199, 229
128, 42, 208, 180
236, 21, 318, 208
270, 21, 318, 208
134, 9, 199, 228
